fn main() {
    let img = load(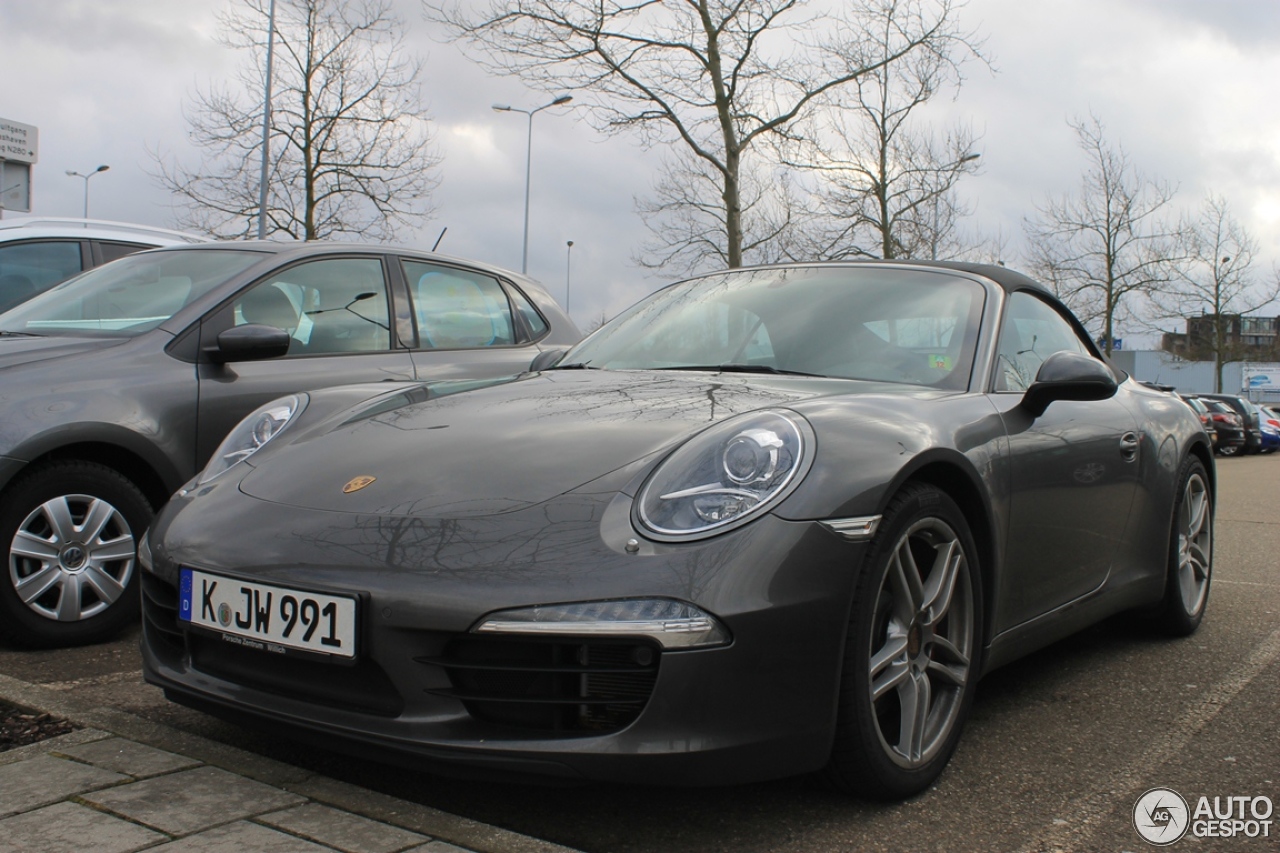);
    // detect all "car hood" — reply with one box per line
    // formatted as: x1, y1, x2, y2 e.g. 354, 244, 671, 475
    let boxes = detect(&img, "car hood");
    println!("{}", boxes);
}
238, 369, 868, 517
0, 334, 124, 368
